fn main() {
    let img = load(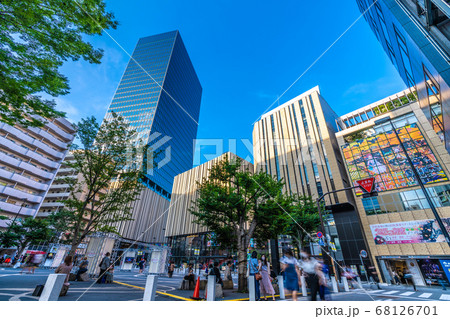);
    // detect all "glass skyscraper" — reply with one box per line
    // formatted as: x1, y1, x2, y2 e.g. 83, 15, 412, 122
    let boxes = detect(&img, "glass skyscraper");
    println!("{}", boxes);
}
104, 30, 202, 198
355, 1, 450, 151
